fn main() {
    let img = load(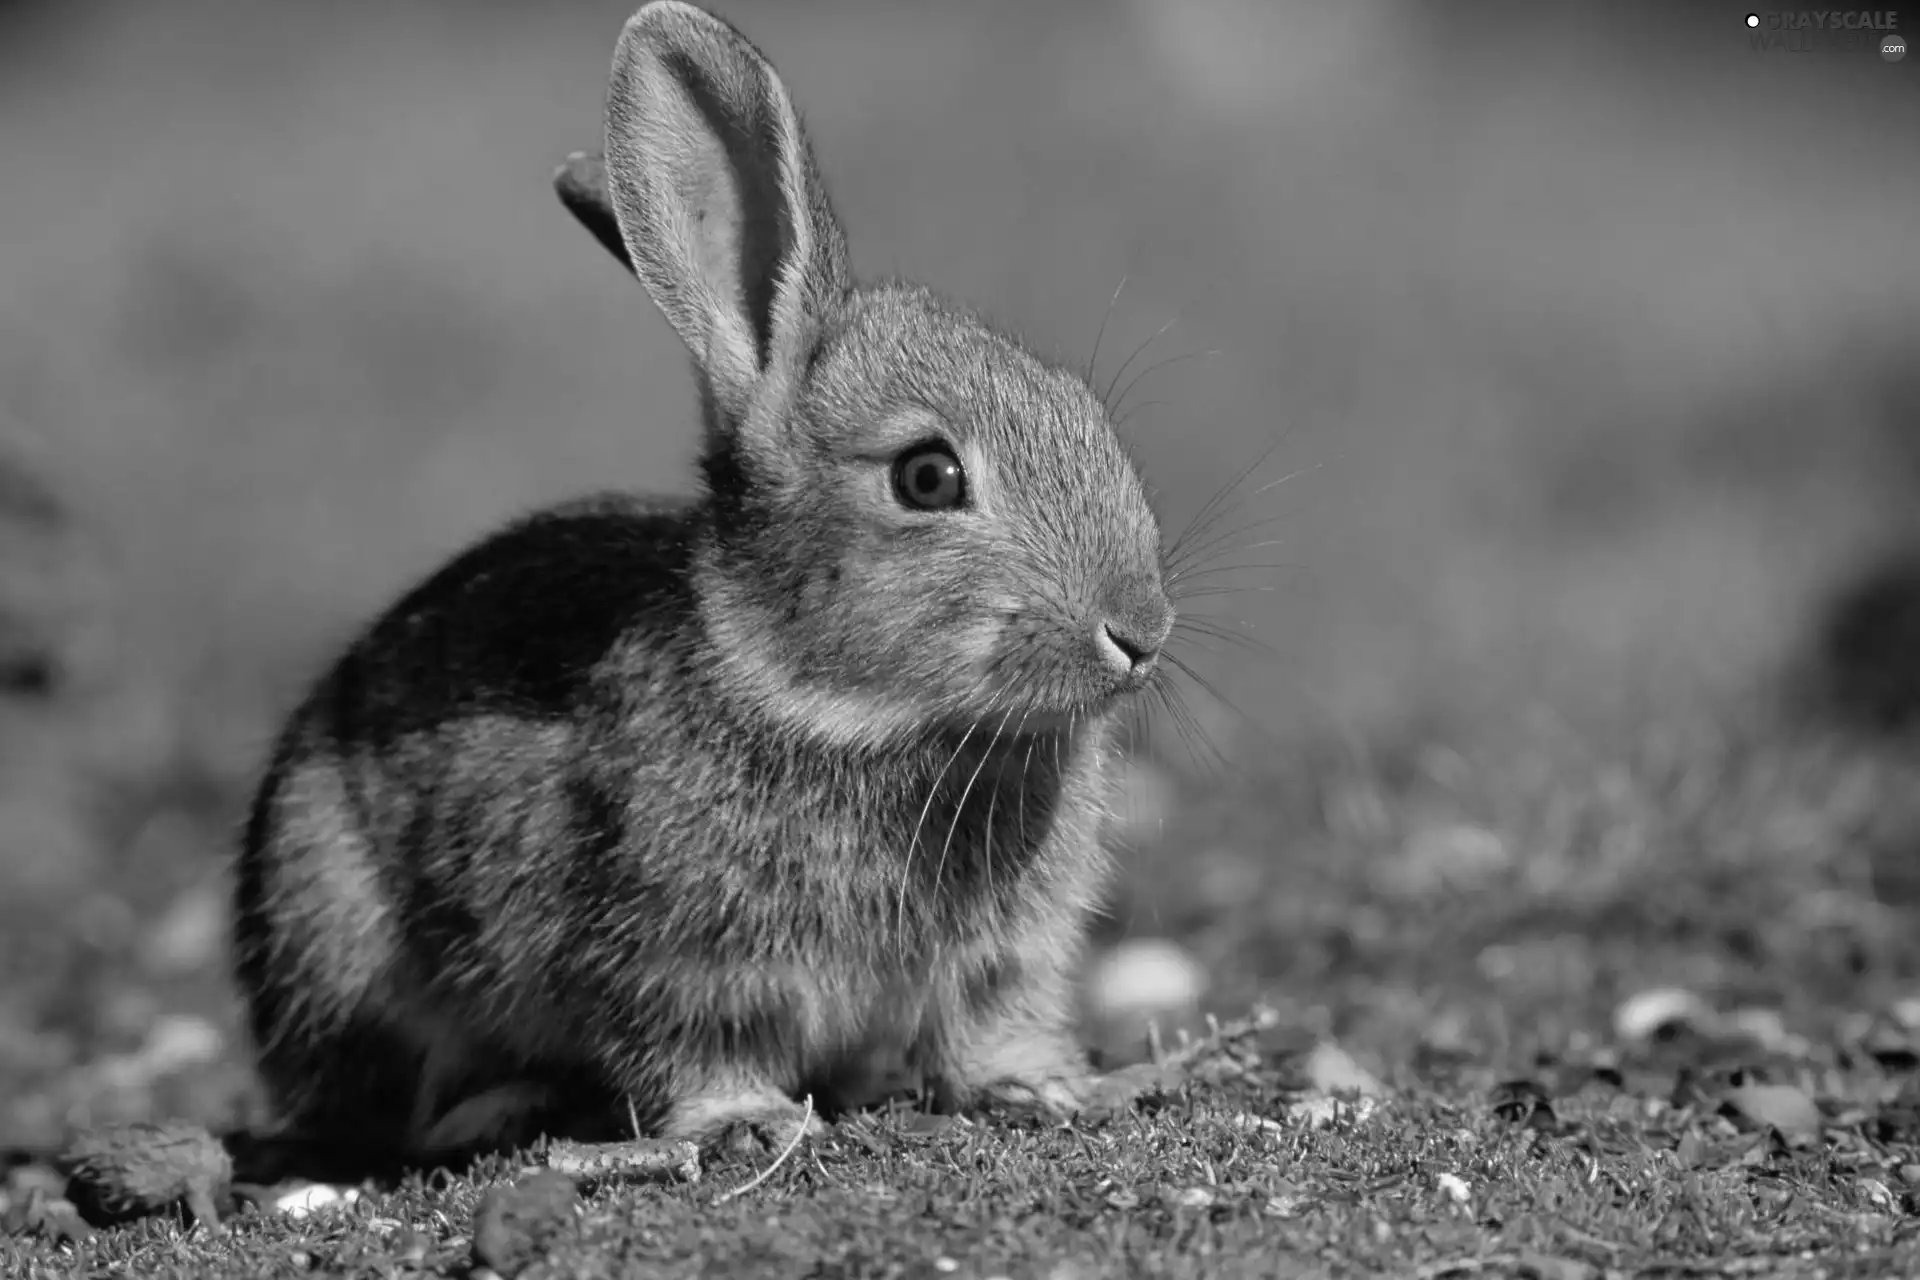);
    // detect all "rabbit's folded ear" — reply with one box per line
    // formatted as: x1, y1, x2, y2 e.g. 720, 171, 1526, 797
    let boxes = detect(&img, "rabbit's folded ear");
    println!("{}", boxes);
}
604, 1, 850, 418
554, 151, 636, 277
